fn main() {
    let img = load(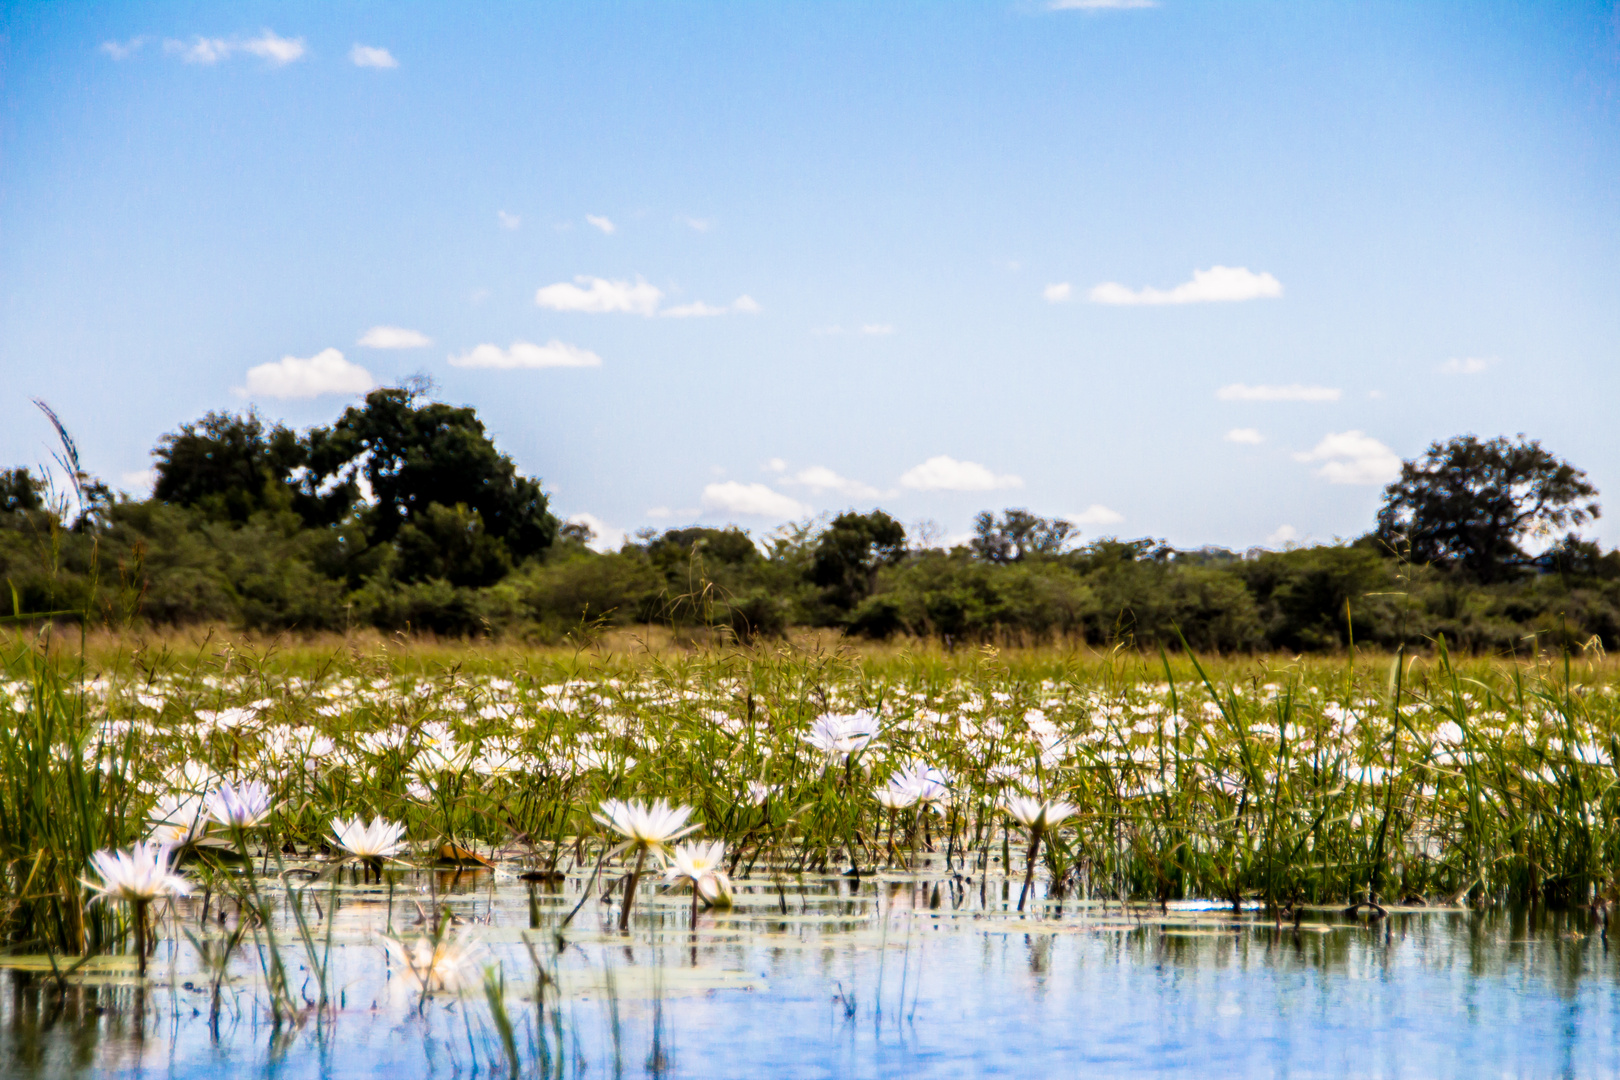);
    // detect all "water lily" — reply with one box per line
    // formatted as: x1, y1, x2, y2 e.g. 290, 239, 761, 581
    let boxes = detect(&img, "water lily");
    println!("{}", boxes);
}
330, 815, 407, 876
83, 840, 189, 977
593, 798, 700, 930
379, 931, 480, 994
147, 793, 209, 848
665, 839, 733, 923
1004, 796, 1077, 912
803, 711, 877, 760
206, 779, 274, 830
